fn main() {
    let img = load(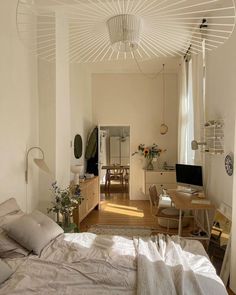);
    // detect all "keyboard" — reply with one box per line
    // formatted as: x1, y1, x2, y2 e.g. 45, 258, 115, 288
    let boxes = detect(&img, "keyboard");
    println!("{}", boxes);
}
177, 189, 198, 195
191, 199, 211, 205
